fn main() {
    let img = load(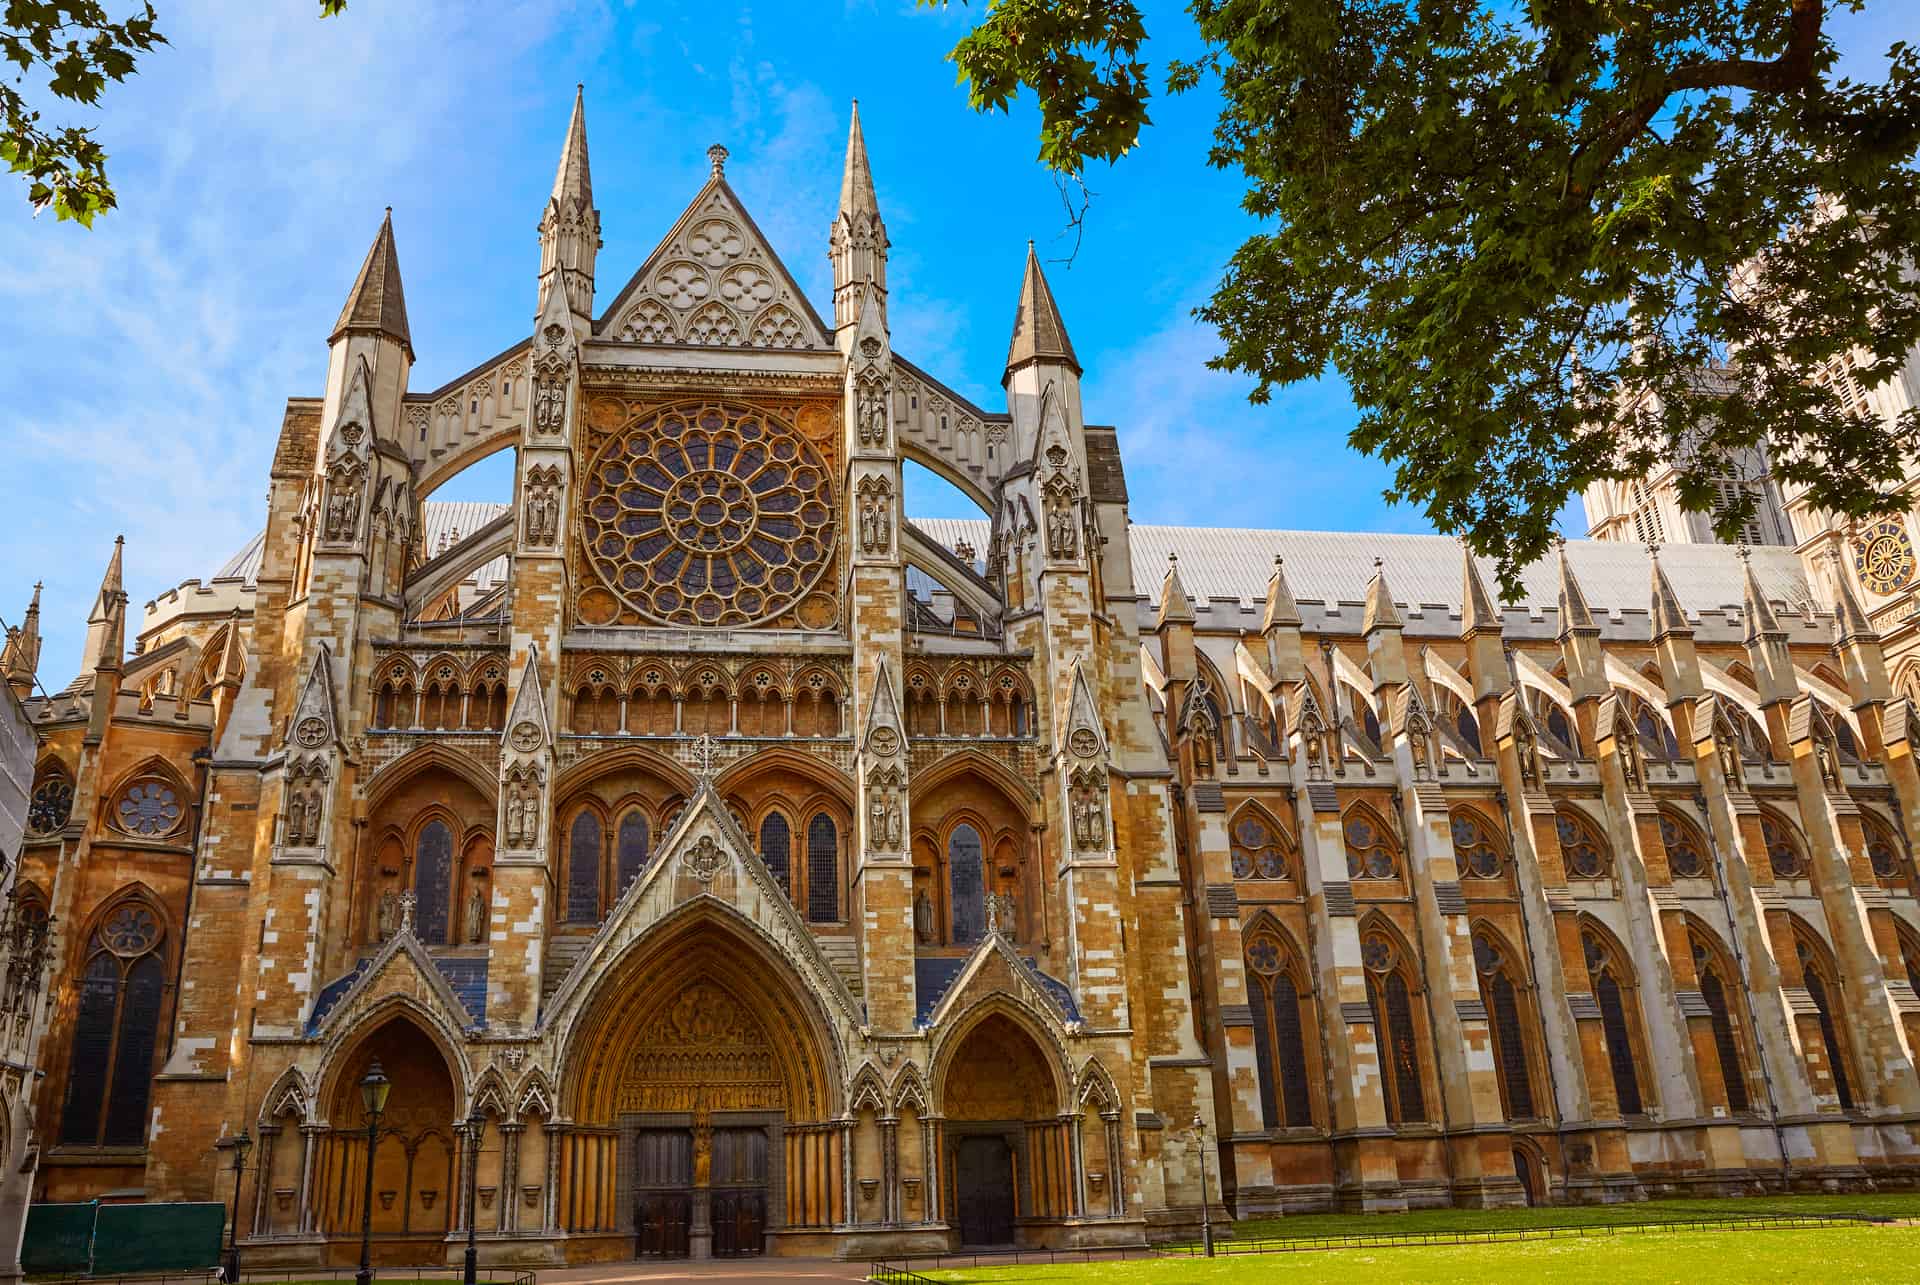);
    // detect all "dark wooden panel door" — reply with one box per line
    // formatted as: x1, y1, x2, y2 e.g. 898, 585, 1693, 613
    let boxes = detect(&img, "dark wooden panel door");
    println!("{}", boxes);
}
955, 1136, 1015, 1247
710, 1189, 766, 1257
634, 1130, 694, 1259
